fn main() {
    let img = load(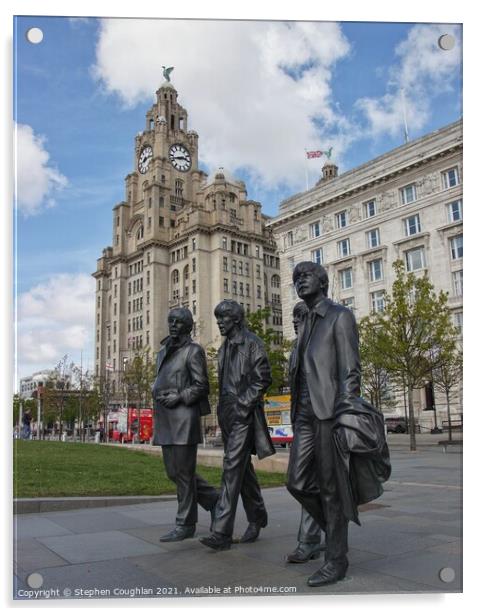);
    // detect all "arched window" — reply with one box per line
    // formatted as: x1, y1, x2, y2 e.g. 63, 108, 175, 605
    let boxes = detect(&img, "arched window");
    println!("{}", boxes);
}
171, 269, 179, 285
136, 225, 144, 240
271, 274, 281, 288
183, 265, 189, 281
